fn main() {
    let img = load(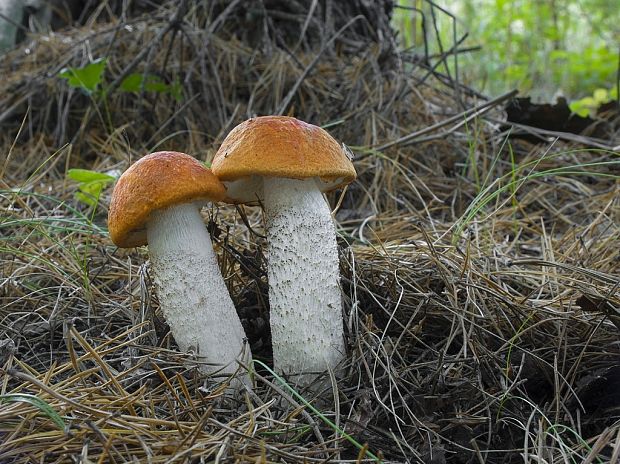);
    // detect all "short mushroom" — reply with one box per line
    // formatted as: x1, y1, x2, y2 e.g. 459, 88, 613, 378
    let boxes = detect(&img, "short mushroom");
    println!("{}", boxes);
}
108, 151, 251, 382
211, 116, 356, 382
